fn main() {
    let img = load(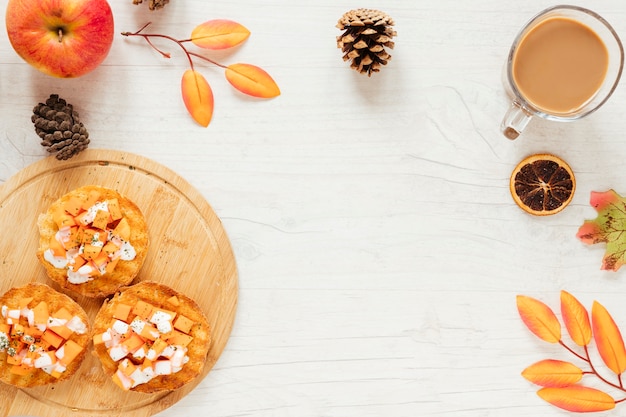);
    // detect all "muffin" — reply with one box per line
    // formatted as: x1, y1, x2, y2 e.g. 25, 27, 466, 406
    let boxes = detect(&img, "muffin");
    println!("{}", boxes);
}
92, 281, 211, 393
0, 282, 91, 387
37, 185, 149, 298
